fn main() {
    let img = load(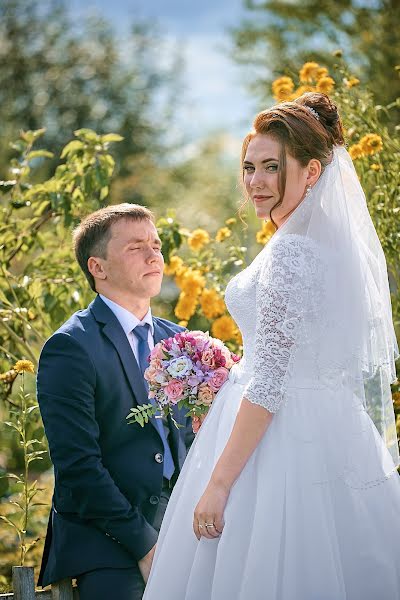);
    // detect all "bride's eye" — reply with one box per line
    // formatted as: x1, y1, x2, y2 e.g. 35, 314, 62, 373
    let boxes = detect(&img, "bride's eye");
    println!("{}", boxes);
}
243, 165, 254, 172
266, 164, 278, 172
